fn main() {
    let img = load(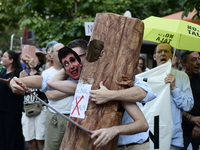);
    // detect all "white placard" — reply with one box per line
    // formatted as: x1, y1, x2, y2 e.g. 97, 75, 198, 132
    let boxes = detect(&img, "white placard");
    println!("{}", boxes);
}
84, 22, 94, 36
70, 83, 92, 119
136, 60, 172, 150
